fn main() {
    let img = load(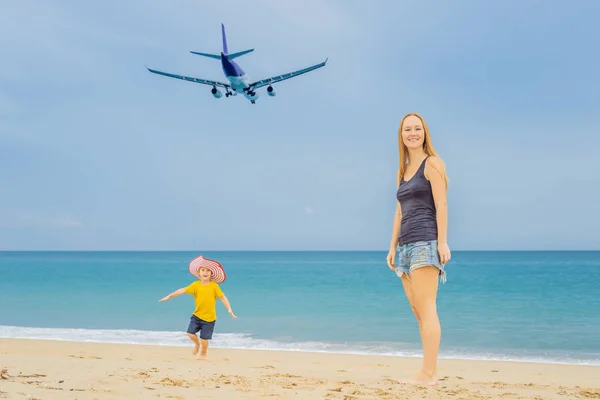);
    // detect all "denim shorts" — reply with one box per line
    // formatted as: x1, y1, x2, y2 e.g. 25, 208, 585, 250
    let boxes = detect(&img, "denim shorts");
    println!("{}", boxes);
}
186, 315, 216, 340
394, 239, 447, 283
